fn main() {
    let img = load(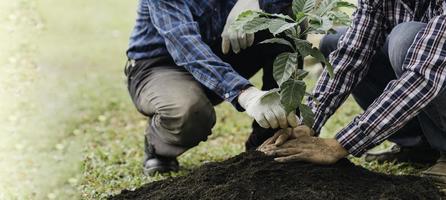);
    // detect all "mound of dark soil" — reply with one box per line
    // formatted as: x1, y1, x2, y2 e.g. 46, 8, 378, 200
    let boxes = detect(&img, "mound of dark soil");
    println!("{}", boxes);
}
110, 151, 441, 200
